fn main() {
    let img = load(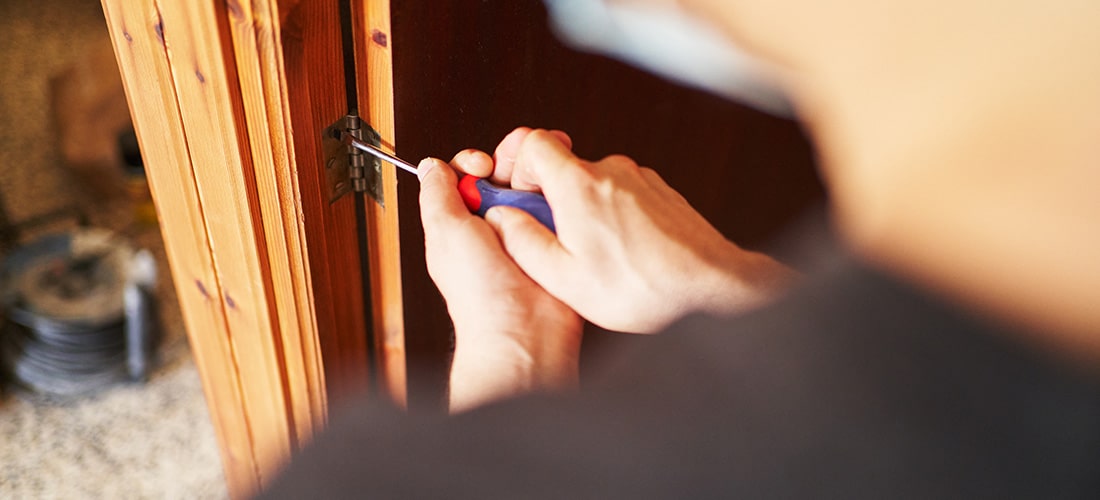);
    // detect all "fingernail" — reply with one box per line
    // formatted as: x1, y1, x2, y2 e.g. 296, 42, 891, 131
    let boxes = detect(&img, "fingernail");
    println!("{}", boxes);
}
485, 207, 503, 229
417, 158, 436, 181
